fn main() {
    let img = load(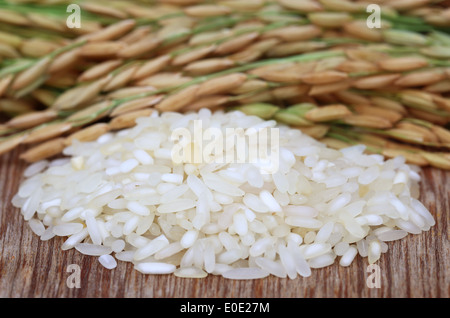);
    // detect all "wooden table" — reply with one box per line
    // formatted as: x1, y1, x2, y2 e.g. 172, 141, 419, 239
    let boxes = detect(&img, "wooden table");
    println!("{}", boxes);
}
0, 147, 448, 298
